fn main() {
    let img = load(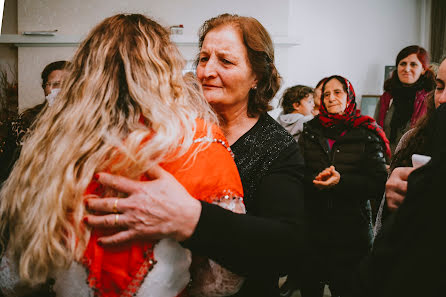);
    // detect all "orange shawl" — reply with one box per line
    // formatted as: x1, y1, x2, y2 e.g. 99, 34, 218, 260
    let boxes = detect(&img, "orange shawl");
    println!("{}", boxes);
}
82, 119, 243, 297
